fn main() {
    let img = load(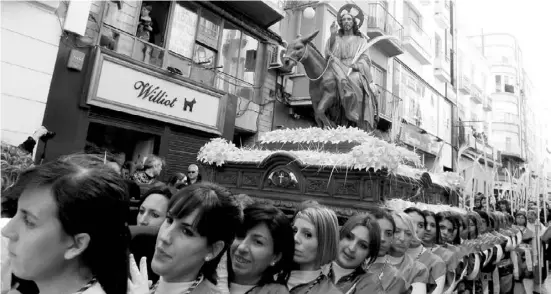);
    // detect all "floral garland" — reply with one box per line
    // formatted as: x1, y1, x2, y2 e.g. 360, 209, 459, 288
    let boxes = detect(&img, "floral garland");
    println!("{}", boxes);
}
396, 164, 464, 190
259, 126, 375, 144
197, 135, 422, 173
